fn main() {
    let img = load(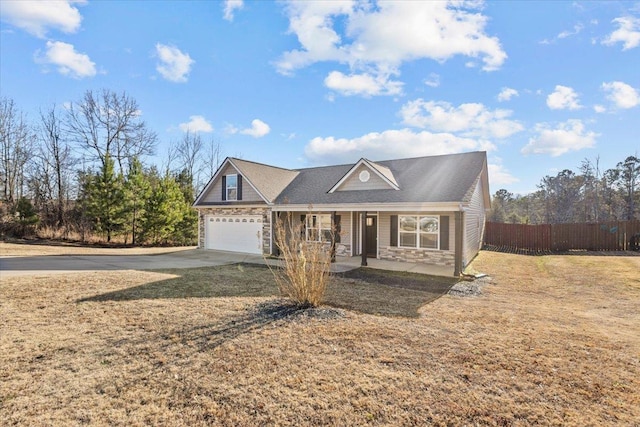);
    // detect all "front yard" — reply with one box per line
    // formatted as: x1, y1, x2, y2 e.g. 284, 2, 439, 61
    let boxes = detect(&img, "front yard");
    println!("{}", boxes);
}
1, 248, 639, 425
